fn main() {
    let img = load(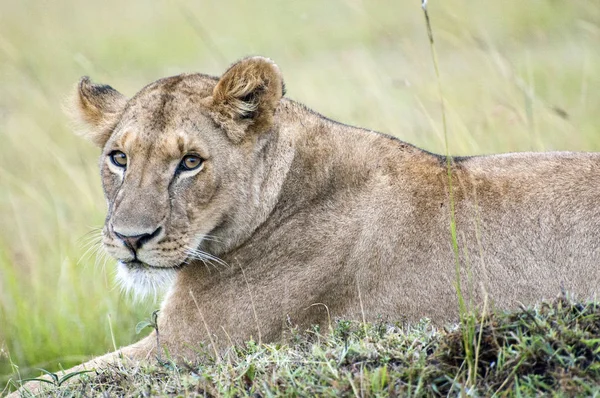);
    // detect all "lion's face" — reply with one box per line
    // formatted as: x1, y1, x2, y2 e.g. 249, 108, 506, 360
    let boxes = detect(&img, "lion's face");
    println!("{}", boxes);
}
101, 92, 233, 296
72, 58, 284, 299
